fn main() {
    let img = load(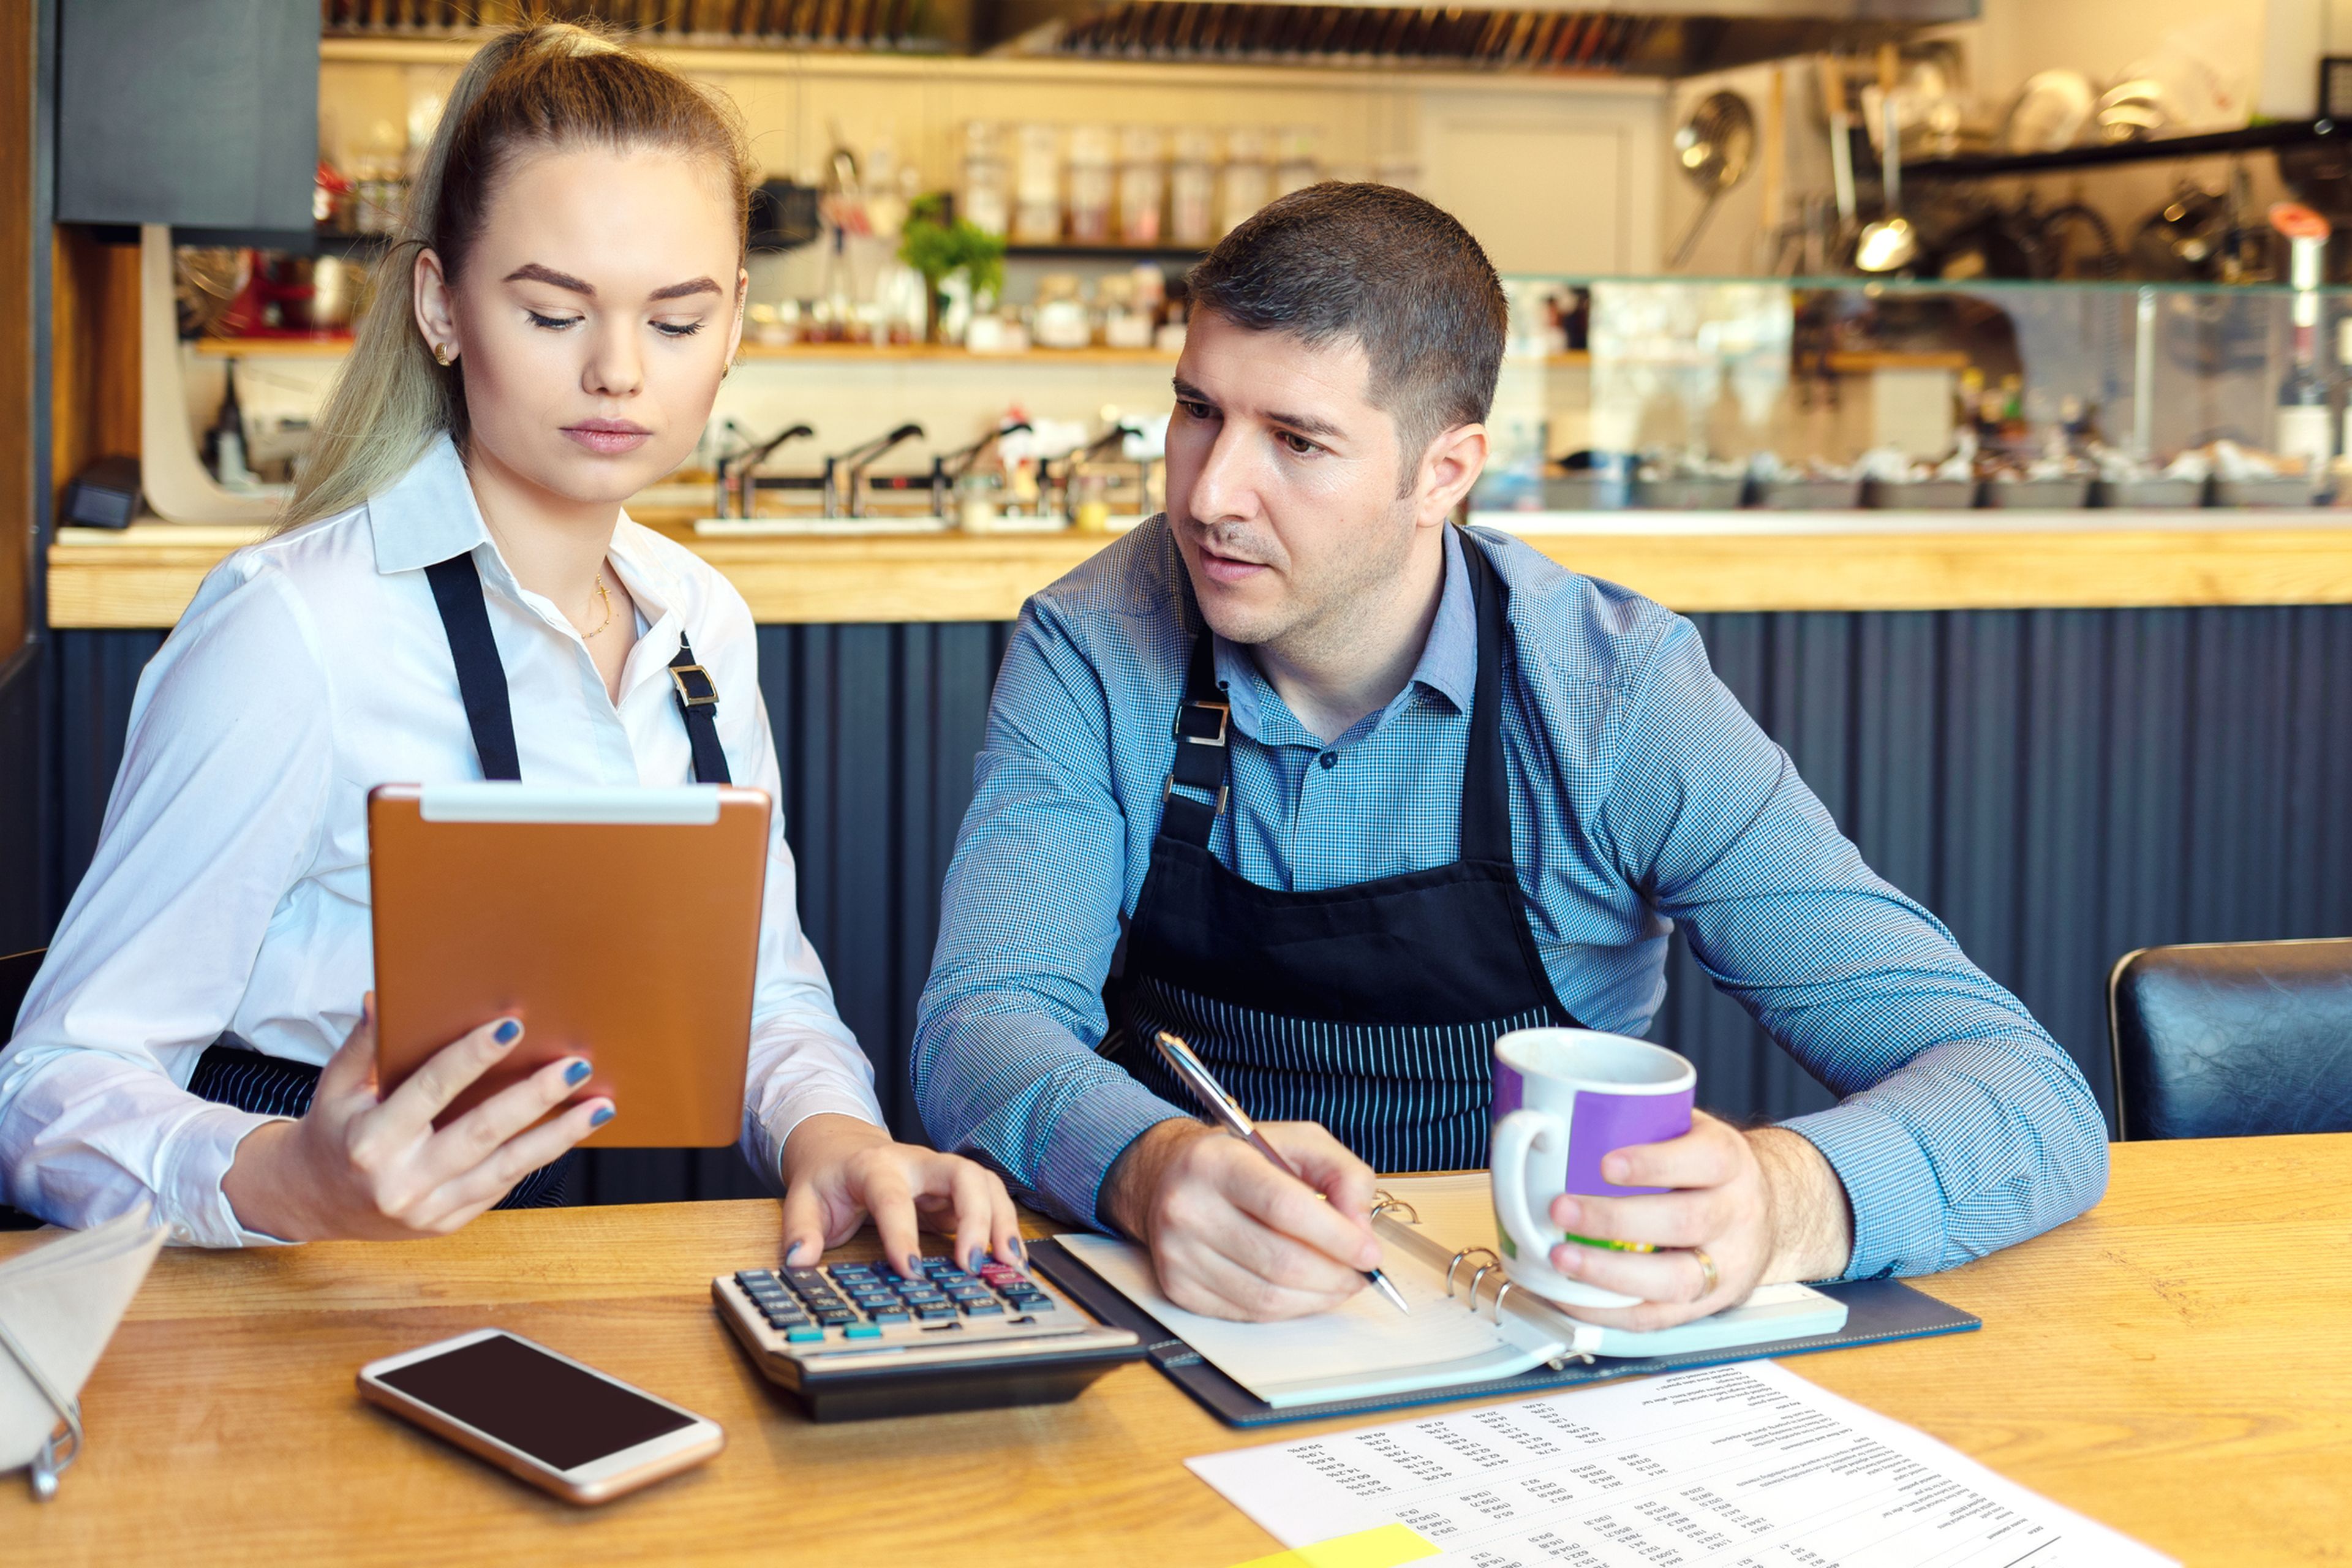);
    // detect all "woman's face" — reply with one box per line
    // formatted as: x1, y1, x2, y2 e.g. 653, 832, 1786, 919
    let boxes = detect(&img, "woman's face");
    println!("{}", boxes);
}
414, 143, 746, 510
